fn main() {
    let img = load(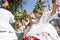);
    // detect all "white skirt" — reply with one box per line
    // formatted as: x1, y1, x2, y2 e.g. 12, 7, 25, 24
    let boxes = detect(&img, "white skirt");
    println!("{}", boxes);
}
25, 23, 60, 40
